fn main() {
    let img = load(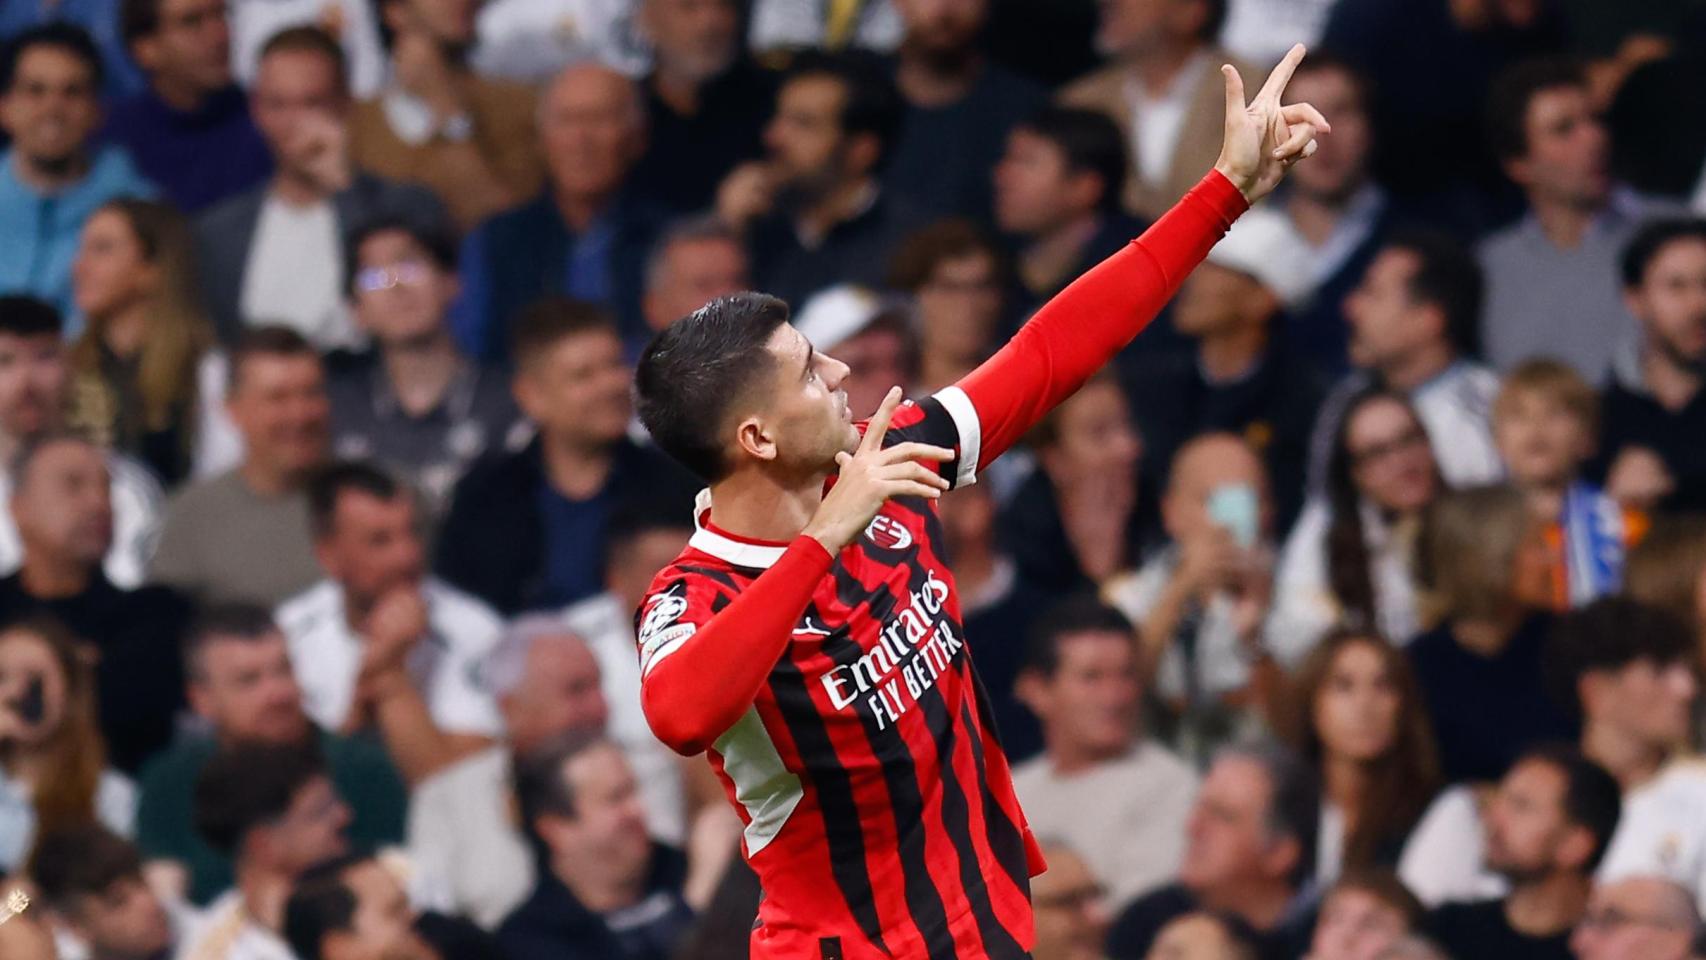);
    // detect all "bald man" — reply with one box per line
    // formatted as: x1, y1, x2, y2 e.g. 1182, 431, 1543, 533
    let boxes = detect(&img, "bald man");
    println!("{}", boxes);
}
1102, 432, 1275, 757
1571, 877, 1699, 960
1032, 845, 1112, 960
452, 61, 664, 360
1146, 912, 1261, 960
